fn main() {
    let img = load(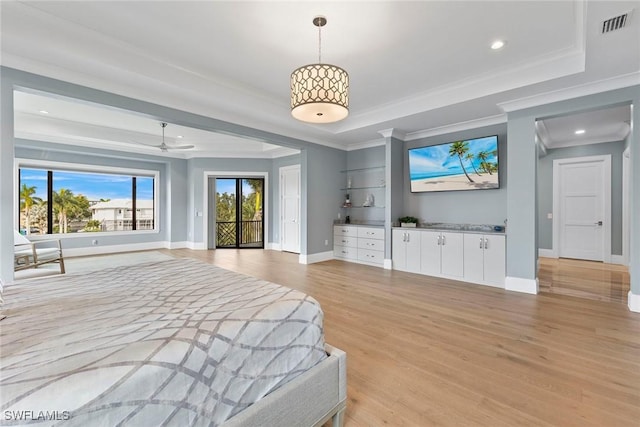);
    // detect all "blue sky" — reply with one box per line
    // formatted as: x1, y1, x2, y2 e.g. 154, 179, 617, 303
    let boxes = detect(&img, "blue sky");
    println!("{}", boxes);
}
408, 136, 498, 179
20, 169, 154, 200
216, 179, 257, 196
